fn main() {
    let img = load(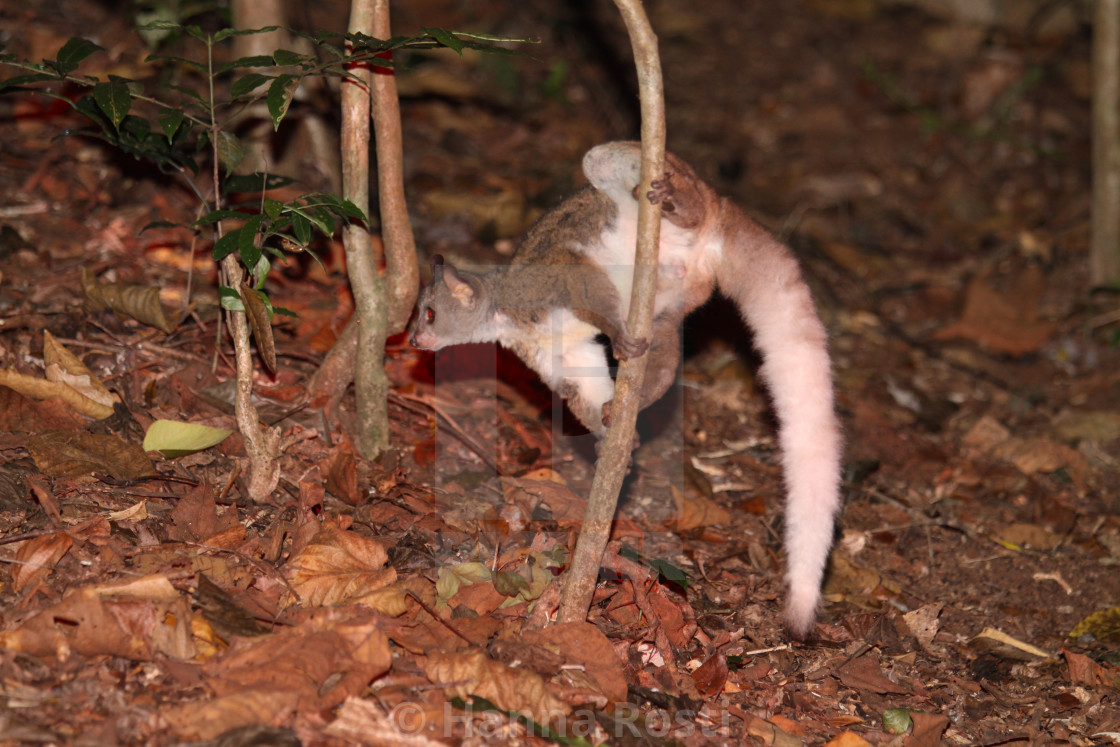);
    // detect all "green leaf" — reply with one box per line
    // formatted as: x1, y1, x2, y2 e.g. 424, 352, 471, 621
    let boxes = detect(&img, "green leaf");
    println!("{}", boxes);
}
218, 285, 244, 311
180, 25, 208, 43
157, 109, 184, 142
263, 198, 283, 221
136, 20, 185, 34
230, 72, 272, 98
143, 419, 233, 458
619, 545, 690, 589
238, 214, 264, 268
53, 37, 103, 75
197, 209, 251, 227
336, 198, 367, 223
290, 211, 311, 245
266, 74, 298, 130
0, 72, 56, 91
421, 27, 464, 55
272, 49, 308, 67
139, 220, 183, 233
215, 130, 246, 173
211, 229, 240, 260
213, 26, 280, 43
251, 256, 271, 289
273, 306, 297, 318
492, 570, 528, 598
219, 55, 275, 74
435, 562, 491, 608
120, 113, 151, 141
163, 82, 206, 104
143, 53, 207, 73
882, 708, 913, 735
92, 78, 132, 130
286, 204, 333, 237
